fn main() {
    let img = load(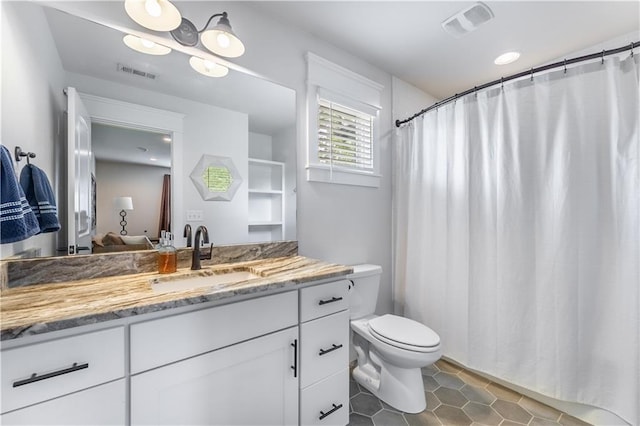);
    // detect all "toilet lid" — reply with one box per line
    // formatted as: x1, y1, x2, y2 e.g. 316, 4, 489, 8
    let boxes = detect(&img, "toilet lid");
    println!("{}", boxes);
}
368, 314, 440, 349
